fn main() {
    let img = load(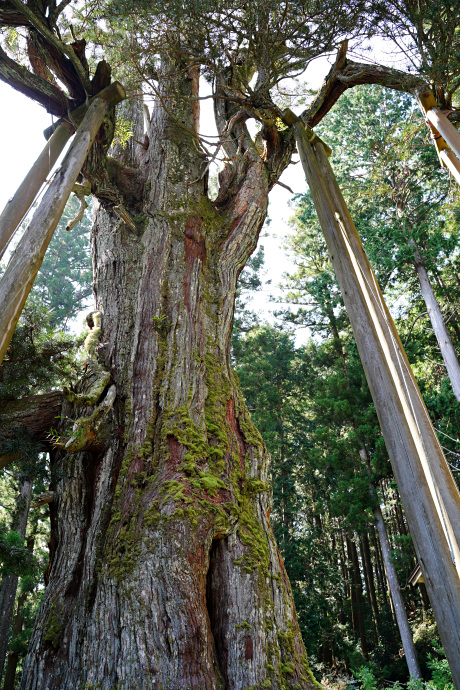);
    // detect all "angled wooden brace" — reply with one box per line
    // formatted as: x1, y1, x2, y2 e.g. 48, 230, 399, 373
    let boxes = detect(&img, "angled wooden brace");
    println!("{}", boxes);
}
418, 89, 460, 185
282, 108, 460, 683
0, 82, 126, 258
0, 82, 125, 365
